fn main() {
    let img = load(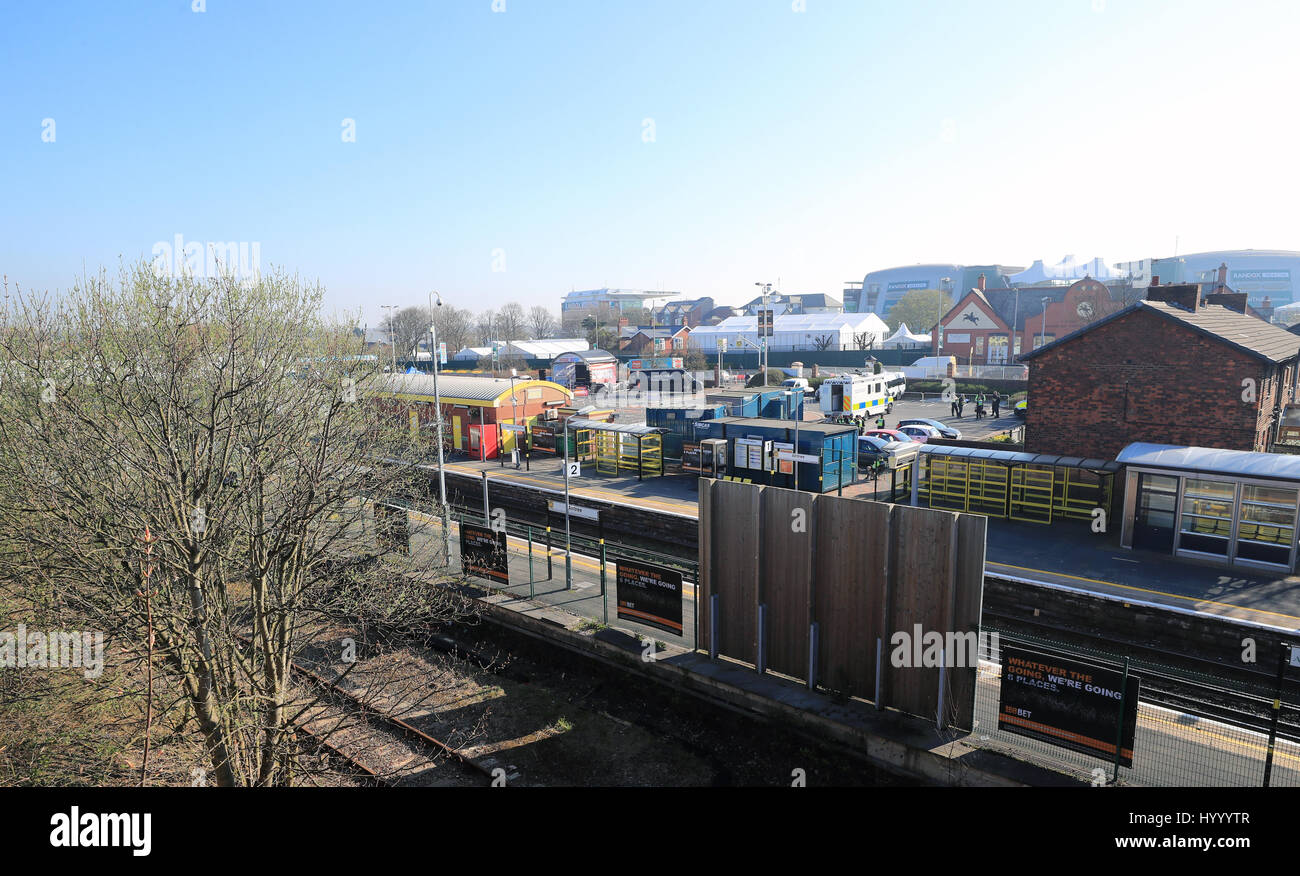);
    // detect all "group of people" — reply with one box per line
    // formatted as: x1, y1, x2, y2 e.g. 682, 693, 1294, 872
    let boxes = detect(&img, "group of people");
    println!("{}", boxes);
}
851, 414, 888, 433
950, 393, 1001, 421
